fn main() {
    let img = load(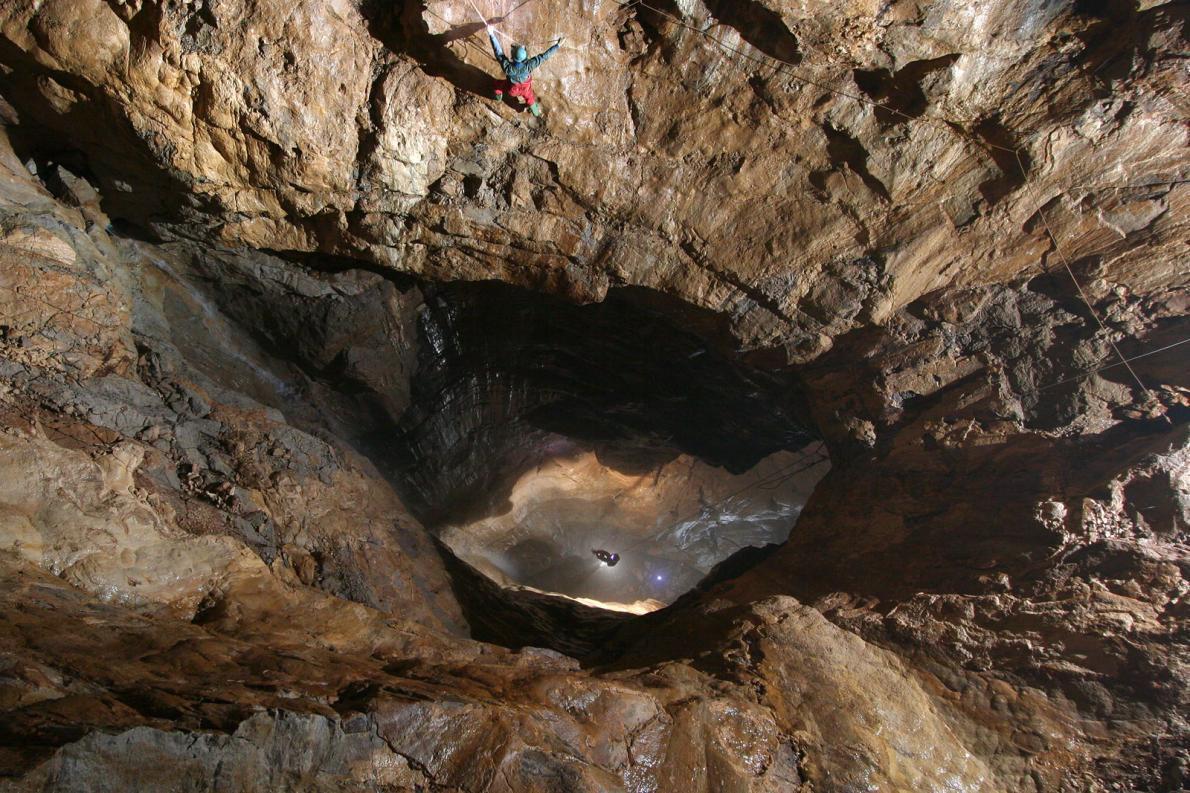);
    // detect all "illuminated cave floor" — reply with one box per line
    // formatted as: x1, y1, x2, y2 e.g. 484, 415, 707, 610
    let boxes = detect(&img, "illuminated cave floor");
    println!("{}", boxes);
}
439, 442, 830, 610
